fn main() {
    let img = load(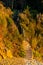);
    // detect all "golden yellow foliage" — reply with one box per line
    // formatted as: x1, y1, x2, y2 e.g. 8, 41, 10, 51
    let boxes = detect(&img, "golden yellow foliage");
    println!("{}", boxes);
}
7, 50, 13, 58
18, 8, 43, 61
32, 37, 38, 49
0, 2, 43, 62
